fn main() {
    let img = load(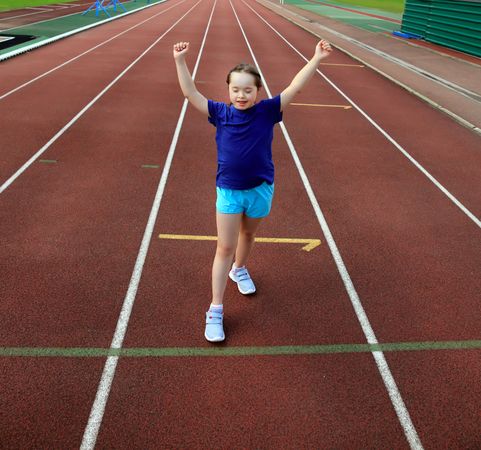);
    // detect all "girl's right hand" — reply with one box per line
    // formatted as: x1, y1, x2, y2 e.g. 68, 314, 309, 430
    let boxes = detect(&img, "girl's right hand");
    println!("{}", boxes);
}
173, 42, 189, 59
314, 39, 332, 60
